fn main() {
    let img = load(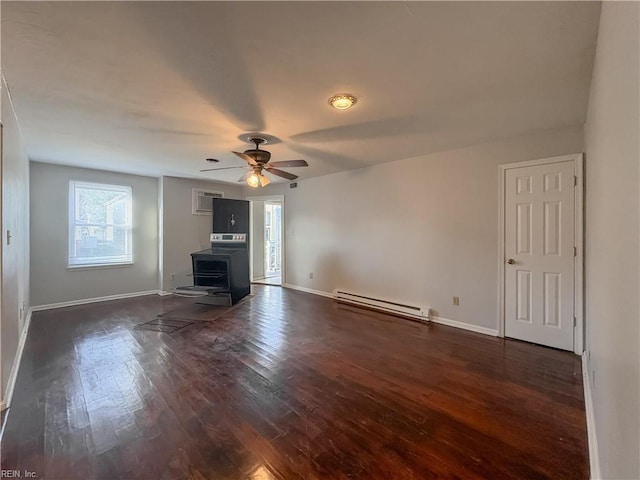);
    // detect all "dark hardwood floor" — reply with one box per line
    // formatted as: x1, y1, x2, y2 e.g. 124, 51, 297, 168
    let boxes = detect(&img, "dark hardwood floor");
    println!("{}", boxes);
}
1, 285, 588, 479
